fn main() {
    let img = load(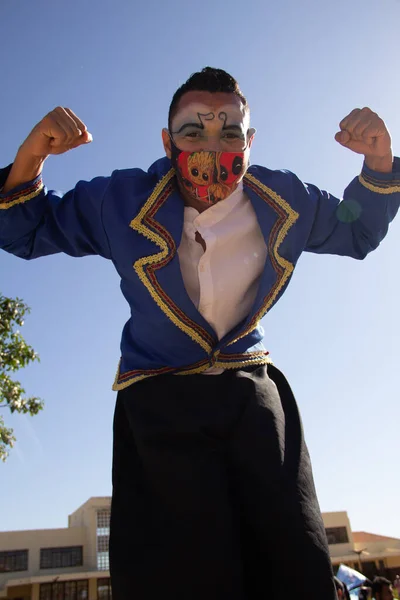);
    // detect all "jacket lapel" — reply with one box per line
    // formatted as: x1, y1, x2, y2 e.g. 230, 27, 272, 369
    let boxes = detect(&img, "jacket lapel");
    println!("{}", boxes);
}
217, 170, 300, 349
130, 162, 299, 354
130, 166, 217, 354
